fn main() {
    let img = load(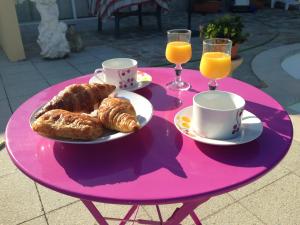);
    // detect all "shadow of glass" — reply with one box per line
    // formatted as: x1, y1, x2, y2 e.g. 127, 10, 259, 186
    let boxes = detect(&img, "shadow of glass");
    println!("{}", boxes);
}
53, 115, 185, 186
136, 83, 184, 111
